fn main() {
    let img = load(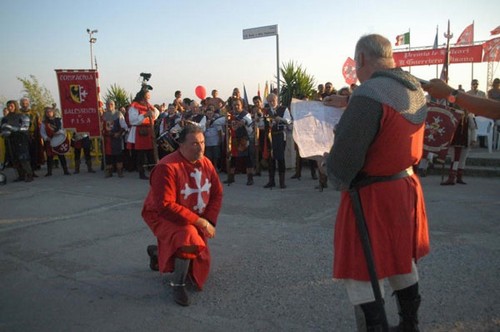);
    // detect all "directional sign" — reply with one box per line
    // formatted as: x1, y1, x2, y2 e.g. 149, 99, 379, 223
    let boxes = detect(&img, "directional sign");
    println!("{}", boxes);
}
242, 24, 278, 40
